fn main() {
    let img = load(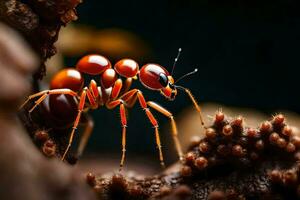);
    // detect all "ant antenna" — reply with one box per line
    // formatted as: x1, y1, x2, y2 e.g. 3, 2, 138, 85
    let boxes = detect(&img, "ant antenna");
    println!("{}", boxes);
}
175, 68, 198, 84
171, 48, 182, 76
